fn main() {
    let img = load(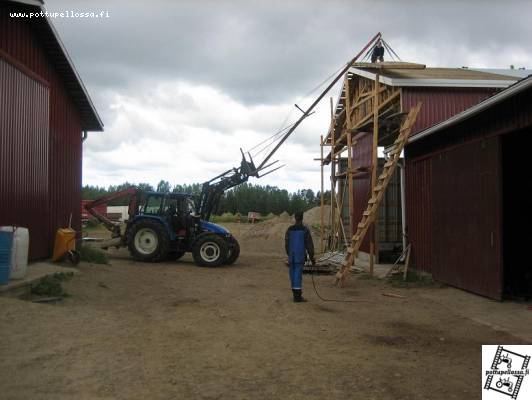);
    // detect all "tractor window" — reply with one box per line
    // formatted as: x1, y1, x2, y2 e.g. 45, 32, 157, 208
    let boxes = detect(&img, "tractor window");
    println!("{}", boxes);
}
186, 198, 196, 215
144, 196, 163, 214
162, 198, 179, 216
